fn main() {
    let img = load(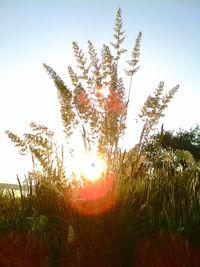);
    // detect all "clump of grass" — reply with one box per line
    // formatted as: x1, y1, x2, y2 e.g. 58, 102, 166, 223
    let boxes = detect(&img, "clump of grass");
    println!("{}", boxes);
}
1, 153, 200, 266
2, 7, 199, 267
